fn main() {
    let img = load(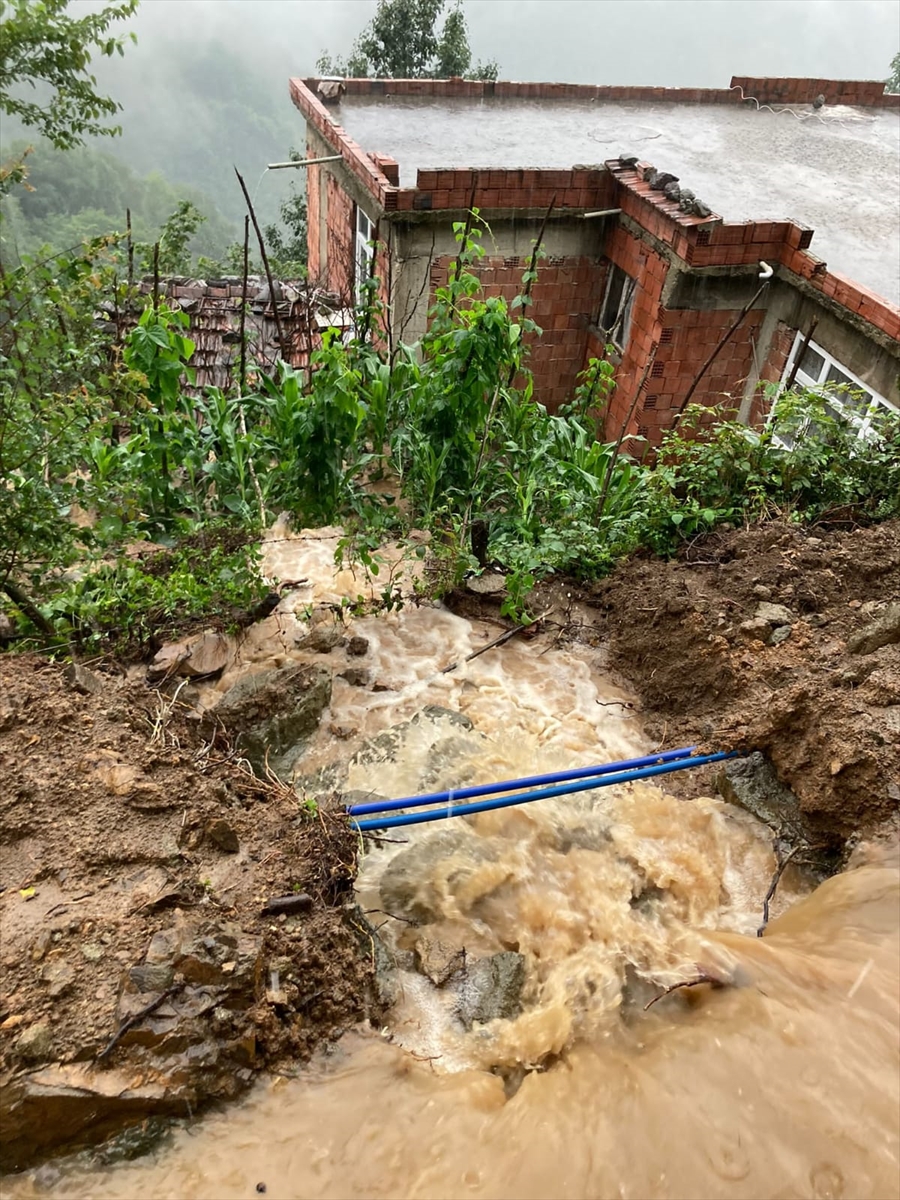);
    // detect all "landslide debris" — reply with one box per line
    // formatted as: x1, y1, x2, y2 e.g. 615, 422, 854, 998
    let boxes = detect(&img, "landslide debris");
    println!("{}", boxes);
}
0, 656, 377, 1172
